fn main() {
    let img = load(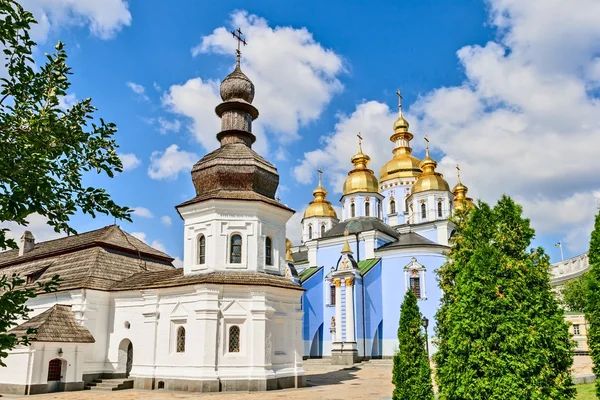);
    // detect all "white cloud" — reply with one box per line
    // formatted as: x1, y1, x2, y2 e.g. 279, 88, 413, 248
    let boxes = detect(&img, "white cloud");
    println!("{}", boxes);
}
118, 153, 141, 172
1, 213, 64, 250
126, 81, 149, 101
164, 11, 344, 155
131, 207, 154, 219
129, 231, 169, 255
153, 81, 161, 92
157, 117, 181, 134
294, 0, 600, 256
148, 144, 198, 180
160, 216, 172, 227
21, 0, 131, 42
285, 209, 305, 246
